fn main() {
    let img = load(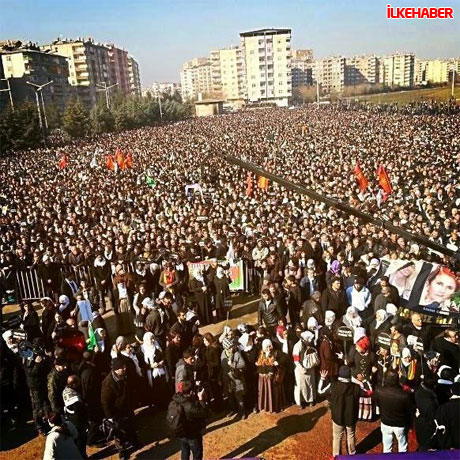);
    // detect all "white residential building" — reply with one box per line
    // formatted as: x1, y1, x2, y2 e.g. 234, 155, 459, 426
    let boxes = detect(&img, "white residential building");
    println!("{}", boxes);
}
240, 28, 292, 107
